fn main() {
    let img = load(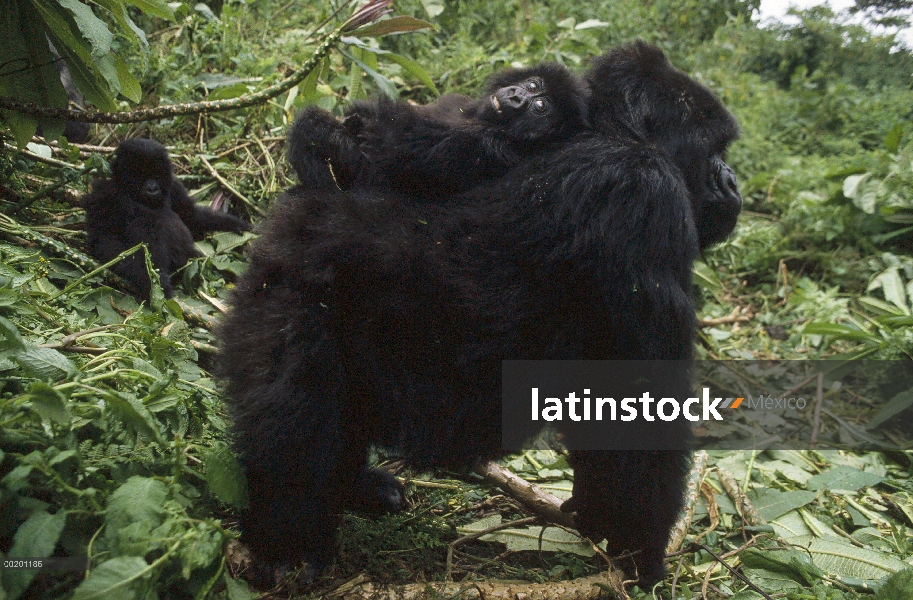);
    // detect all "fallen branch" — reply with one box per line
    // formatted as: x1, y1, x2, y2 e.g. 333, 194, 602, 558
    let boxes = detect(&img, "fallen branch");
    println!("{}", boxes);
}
473, 461, 574, 528
698, 307, 752, 328
666, 450, 709, 553
717, 469, 765, 526
323, 572, 626, 600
